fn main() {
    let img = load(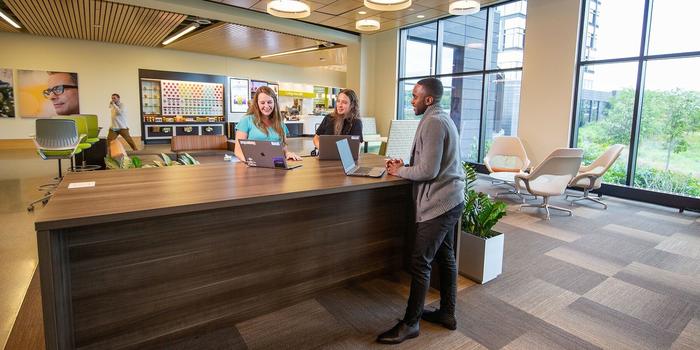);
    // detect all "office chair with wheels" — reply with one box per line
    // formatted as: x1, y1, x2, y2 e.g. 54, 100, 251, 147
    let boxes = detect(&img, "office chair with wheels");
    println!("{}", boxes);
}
28, 119, 84, 211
